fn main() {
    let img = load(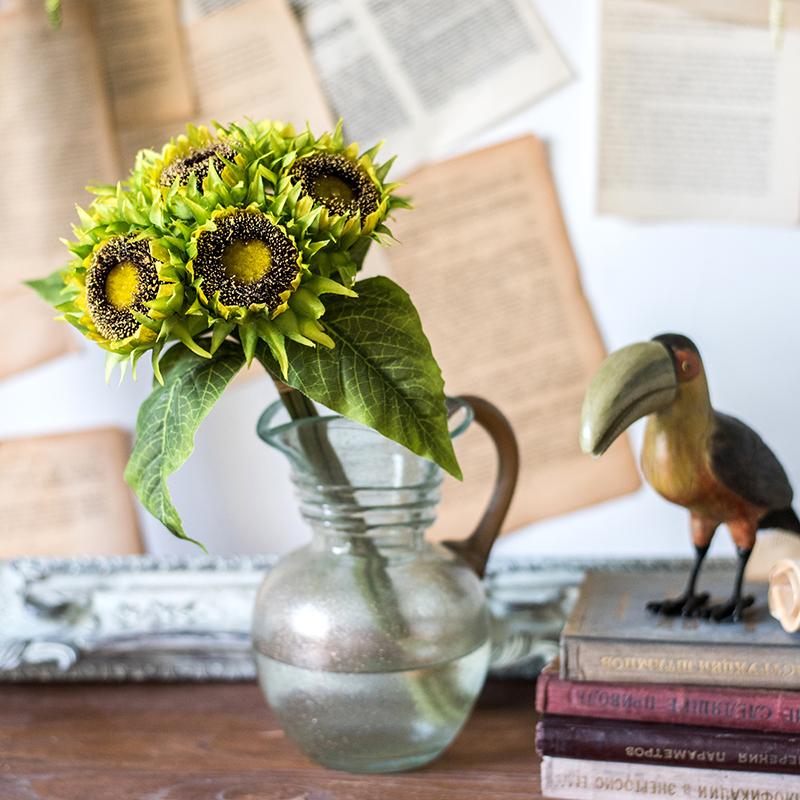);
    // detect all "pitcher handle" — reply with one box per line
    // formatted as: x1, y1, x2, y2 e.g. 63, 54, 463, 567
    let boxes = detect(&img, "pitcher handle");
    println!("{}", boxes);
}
442, 395, 520, 578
